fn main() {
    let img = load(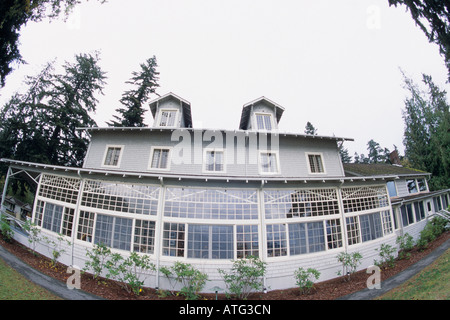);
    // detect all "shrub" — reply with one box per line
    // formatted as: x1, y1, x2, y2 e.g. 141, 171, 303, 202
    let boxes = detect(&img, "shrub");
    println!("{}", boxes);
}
336, 251, 362, 281
0, 215, 14, 242
396, 233, 414, 260
294, 267, 320, 295
160, 261, 208, 300
104, 252, 155, 295
23, 220, 42, 255
83, 242, 112, 280
374, 243, 396, 269
417, 217, 448, 250
219, 255, 267, 300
